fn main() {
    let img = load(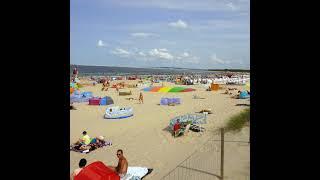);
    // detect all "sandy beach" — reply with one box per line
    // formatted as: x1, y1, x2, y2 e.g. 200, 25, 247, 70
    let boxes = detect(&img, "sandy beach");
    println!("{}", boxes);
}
70, 80, 250, 179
